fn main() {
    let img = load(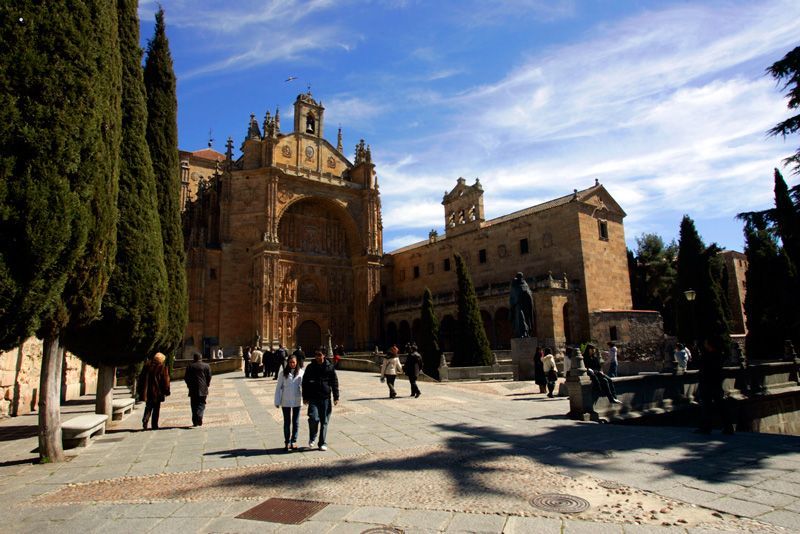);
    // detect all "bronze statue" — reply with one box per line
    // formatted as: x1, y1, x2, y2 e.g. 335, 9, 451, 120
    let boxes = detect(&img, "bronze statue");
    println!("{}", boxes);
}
509, 272, 534, 338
